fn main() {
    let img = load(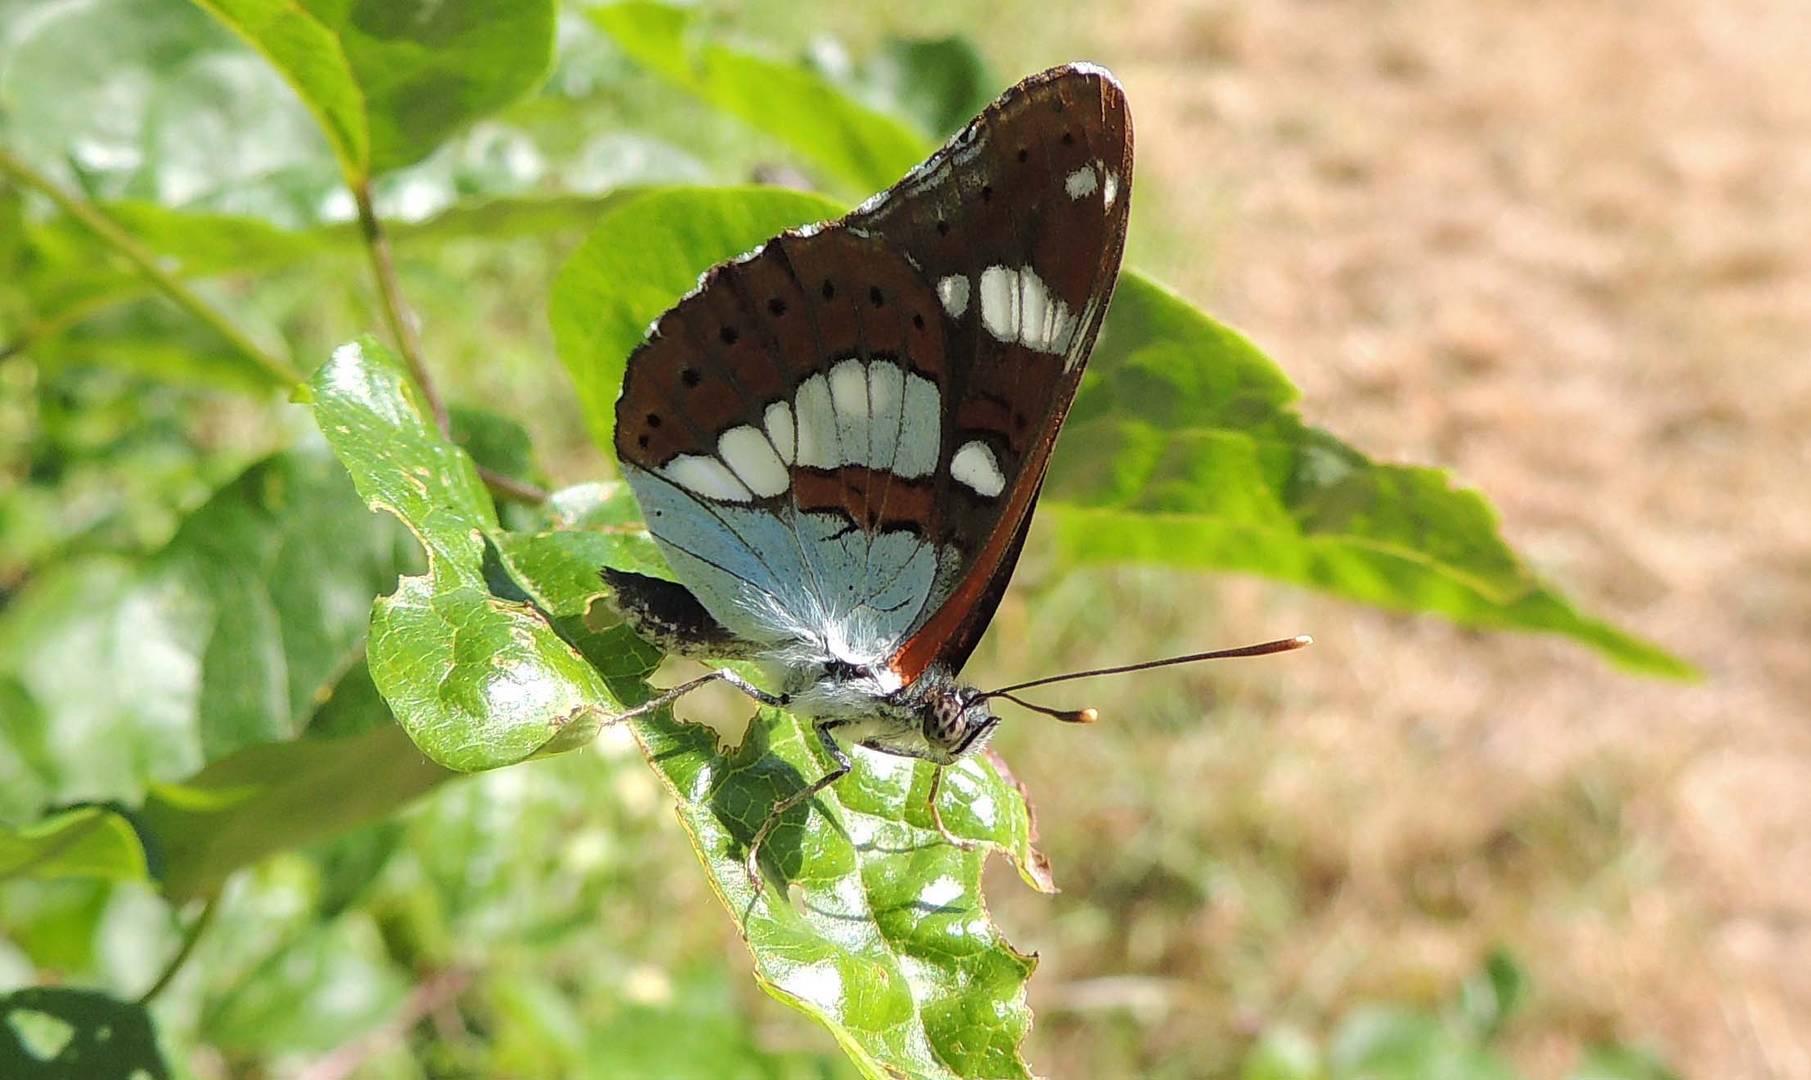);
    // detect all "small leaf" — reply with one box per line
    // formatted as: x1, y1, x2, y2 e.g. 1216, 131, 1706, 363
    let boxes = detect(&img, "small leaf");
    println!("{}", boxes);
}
591, 2, 926, 196
1243, 1024, 1326, 1080
143, 715, 450, 902
0, 806, 149, 885
1568, 1043, 1681, 1080
1457, 948, 1527, 1040
193, 0, 557, 178
0, 986, 170, 1080
1329, 1006, 1515, 1080
305, 338, 646, 770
